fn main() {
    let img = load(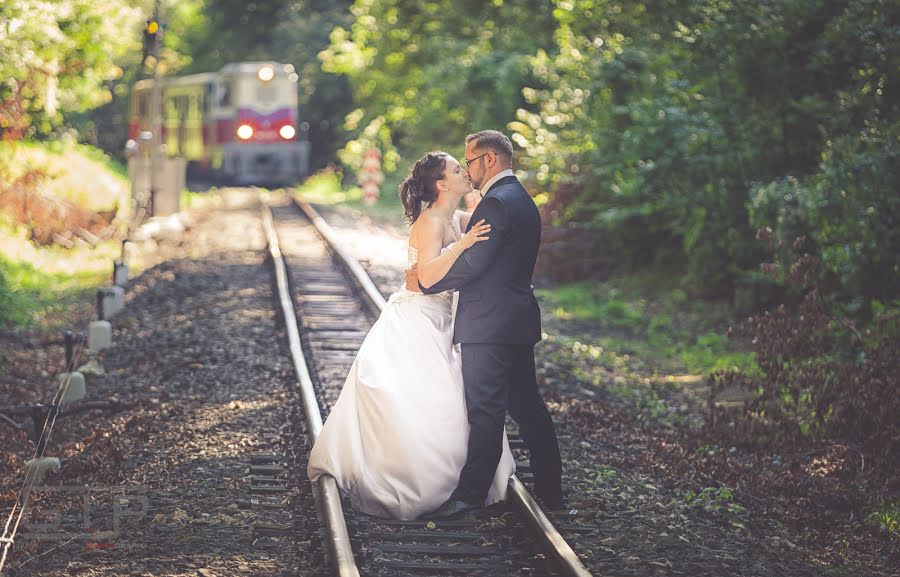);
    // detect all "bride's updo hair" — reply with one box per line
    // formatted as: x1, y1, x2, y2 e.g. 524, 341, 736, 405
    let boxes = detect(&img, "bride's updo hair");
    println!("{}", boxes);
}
399, 152, 449, 223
